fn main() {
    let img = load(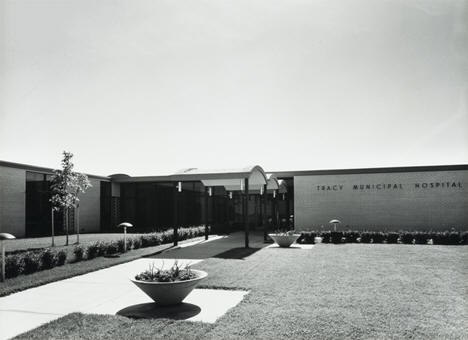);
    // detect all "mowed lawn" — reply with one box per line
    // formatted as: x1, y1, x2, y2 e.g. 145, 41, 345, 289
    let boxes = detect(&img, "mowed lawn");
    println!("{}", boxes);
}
15, 244, 468, 340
